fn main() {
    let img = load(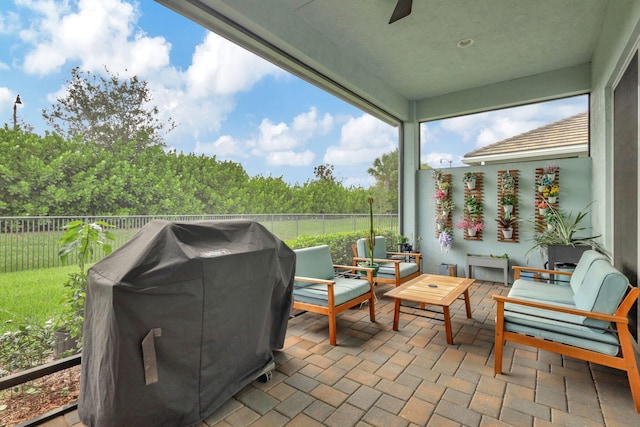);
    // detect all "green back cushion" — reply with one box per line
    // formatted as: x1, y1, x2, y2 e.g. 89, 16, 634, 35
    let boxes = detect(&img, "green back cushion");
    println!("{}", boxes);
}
356, 236, 387, 259
574, 259, 628, 330
569, 250, 609, 293
294, 245, 335, 280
